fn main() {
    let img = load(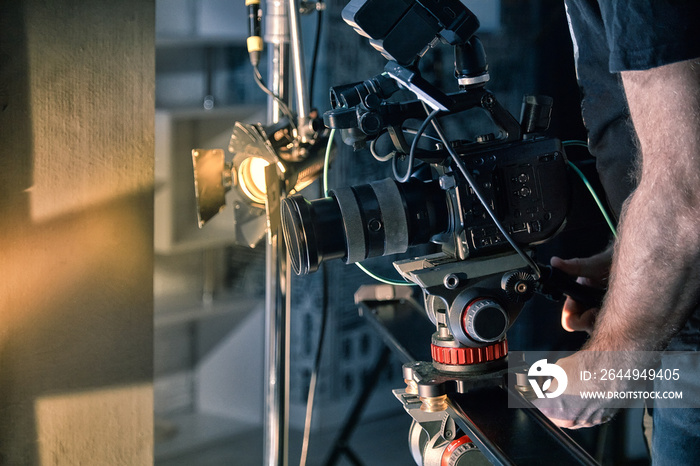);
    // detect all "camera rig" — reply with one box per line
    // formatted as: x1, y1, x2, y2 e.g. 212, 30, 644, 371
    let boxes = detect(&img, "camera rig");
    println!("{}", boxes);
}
279, 0, 604, 464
